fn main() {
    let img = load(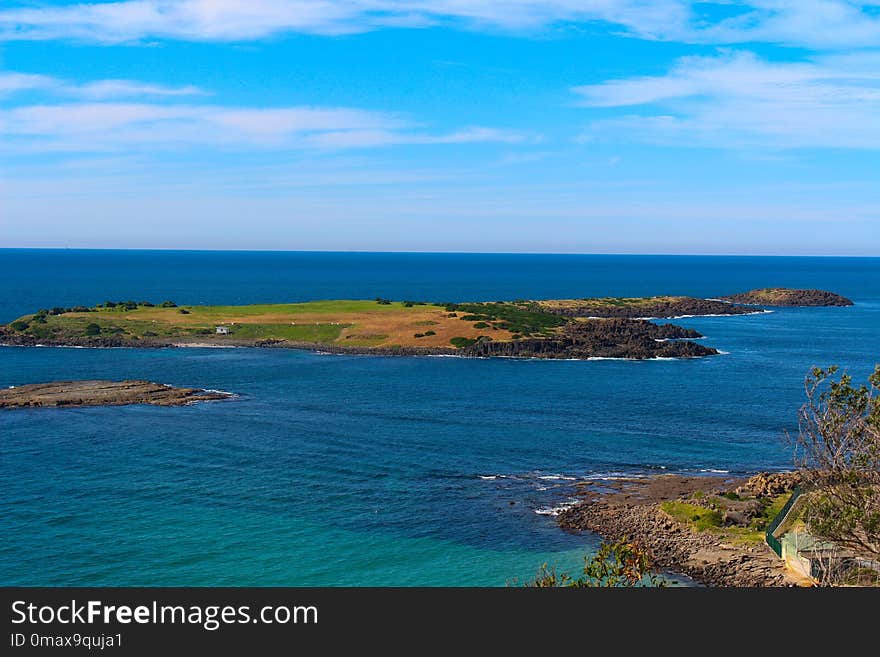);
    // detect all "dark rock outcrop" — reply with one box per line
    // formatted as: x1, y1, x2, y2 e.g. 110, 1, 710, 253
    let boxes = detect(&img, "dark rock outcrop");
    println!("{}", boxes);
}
0, 380, 233, 409
462, 319, 717, 359
720, 288, 853, 307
